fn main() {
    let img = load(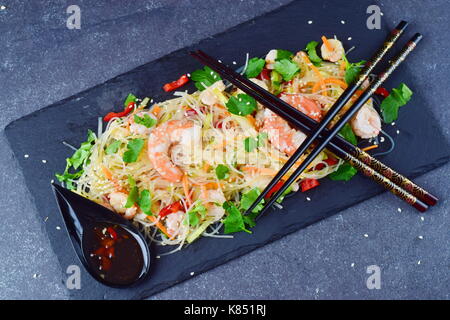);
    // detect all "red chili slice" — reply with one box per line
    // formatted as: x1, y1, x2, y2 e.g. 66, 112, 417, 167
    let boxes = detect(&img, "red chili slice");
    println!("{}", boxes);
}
159, 200, 184, 217
265, 181, 284, 199
300, 179, 320, 192
107, 227, 117, 240
163, 74, 189, 92
375, 87, 390, 98
257, 68, 271, 81
103, 101, 136, 122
